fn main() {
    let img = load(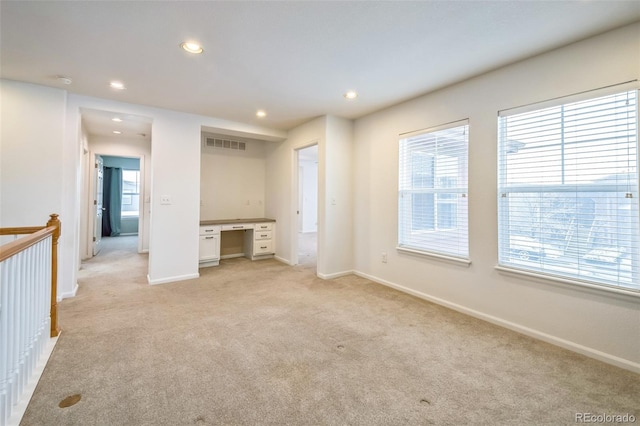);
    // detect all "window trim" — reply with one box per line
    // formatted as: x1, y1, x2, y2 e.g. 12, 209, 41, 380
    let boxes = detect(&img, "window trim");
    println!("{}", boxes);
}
397, 246, 472, 266
495, 265, 640, 299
